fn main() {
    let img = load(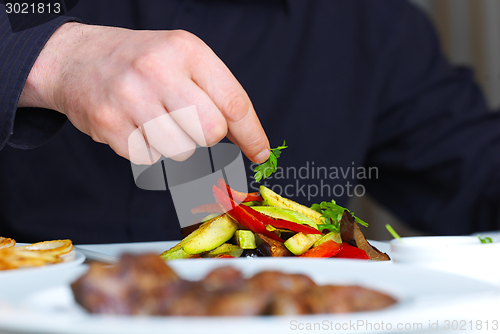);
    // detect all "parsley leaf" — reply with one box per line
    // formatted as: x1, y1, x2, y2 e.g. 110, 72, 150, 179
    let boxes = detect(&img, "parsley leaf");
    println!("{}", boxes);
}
478, 235, 493, 244
314, 223, 339, 233
253, 141, 287, 182
311, 199, 368, 232
385, 224, 403, 243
